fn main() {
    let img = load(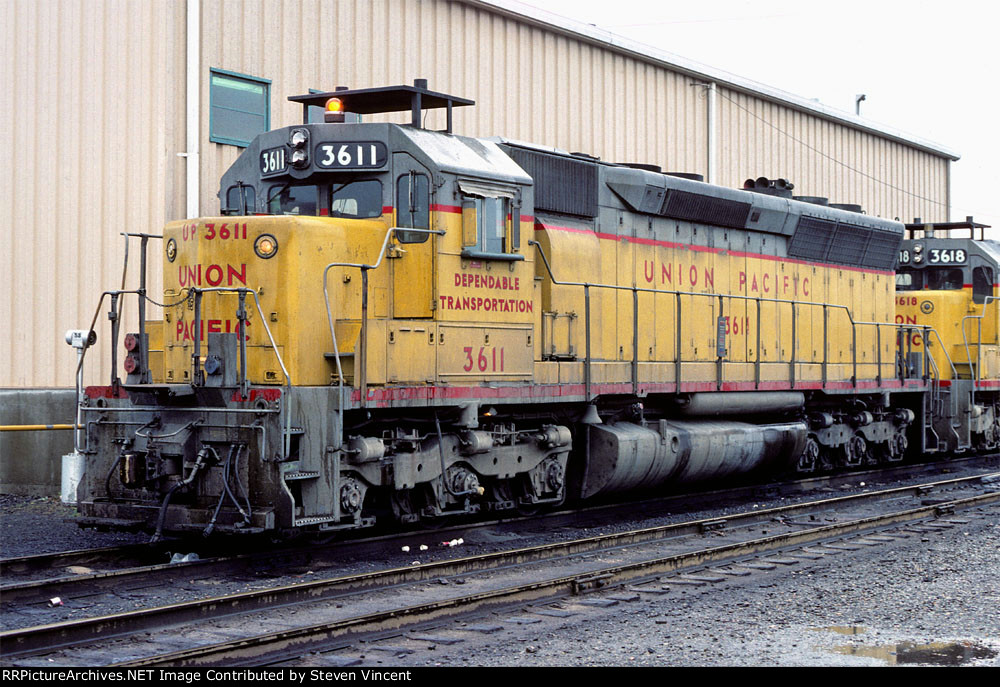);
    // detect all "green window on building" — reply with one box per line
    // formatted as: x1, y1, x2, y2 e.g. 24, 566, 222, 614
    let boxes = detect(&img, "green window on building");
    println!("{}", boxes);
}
209, 69, 270, 147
